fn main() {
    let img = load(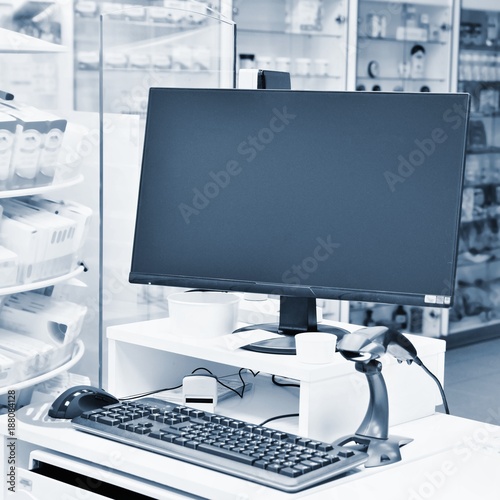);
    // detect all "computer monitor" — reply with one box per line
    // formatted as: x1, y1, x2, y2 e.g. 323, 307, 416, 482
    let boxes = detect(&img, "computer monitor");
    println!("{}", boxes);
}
130, 88, 470, 354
